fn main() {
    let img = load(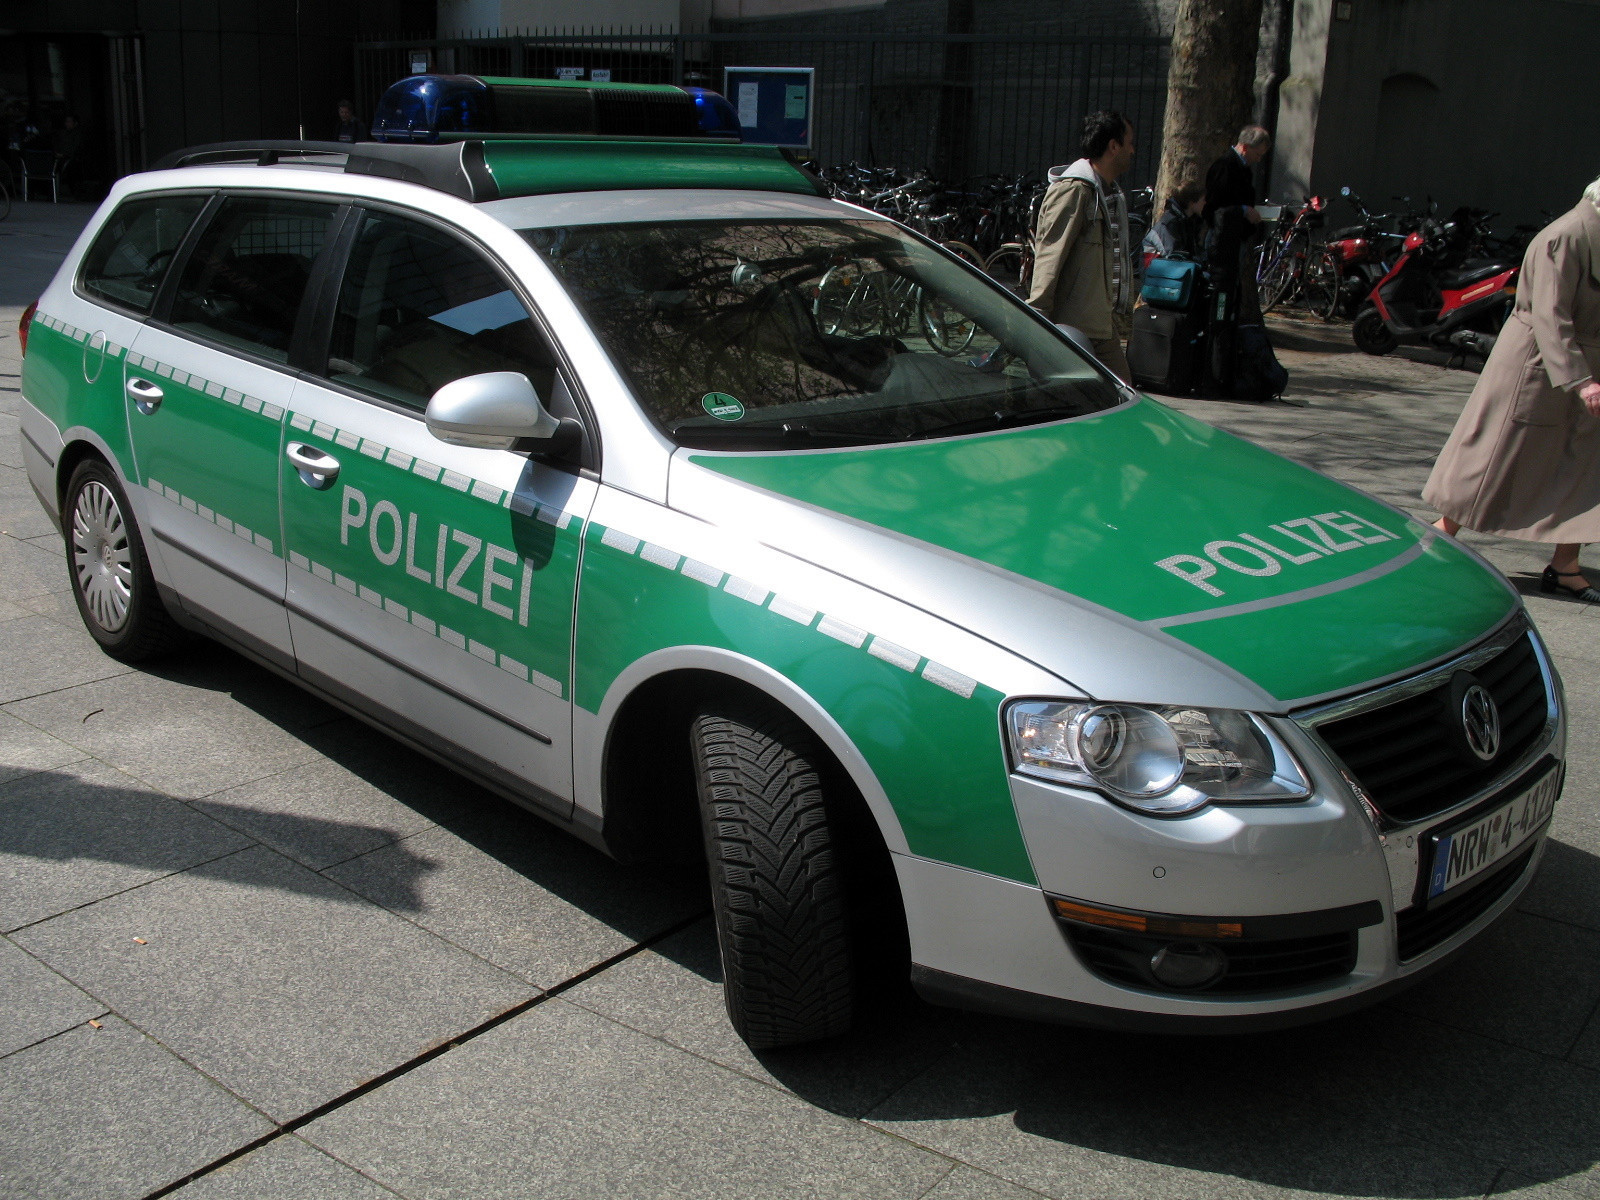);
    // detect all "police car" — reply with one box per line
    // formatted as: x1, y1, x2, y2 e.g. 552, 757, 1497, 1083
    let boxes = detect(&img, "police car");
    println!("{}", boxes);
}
17, 83, 1564, 1048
